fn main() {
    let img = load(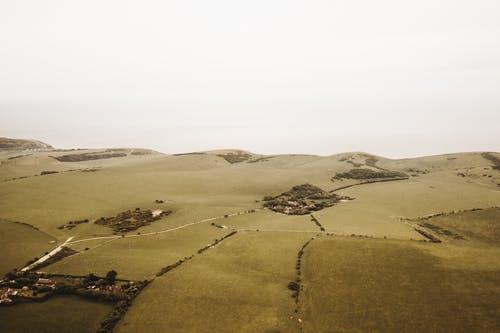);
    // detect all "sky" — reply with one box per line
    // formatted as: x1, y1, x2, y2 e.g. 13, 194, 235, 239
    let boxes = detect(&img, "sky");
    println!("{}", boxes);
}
0, 0, 499, 157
